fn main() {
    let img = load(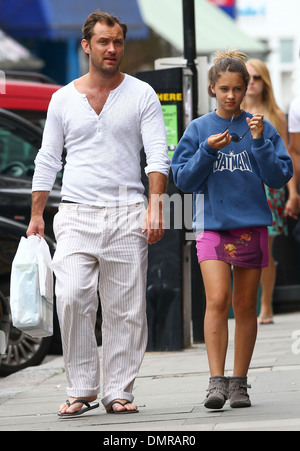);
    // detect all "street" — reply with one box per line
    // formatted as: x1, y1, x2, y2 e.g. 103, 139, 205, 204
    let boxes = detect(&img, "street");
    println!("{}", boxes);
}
0, 312, 299, 431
